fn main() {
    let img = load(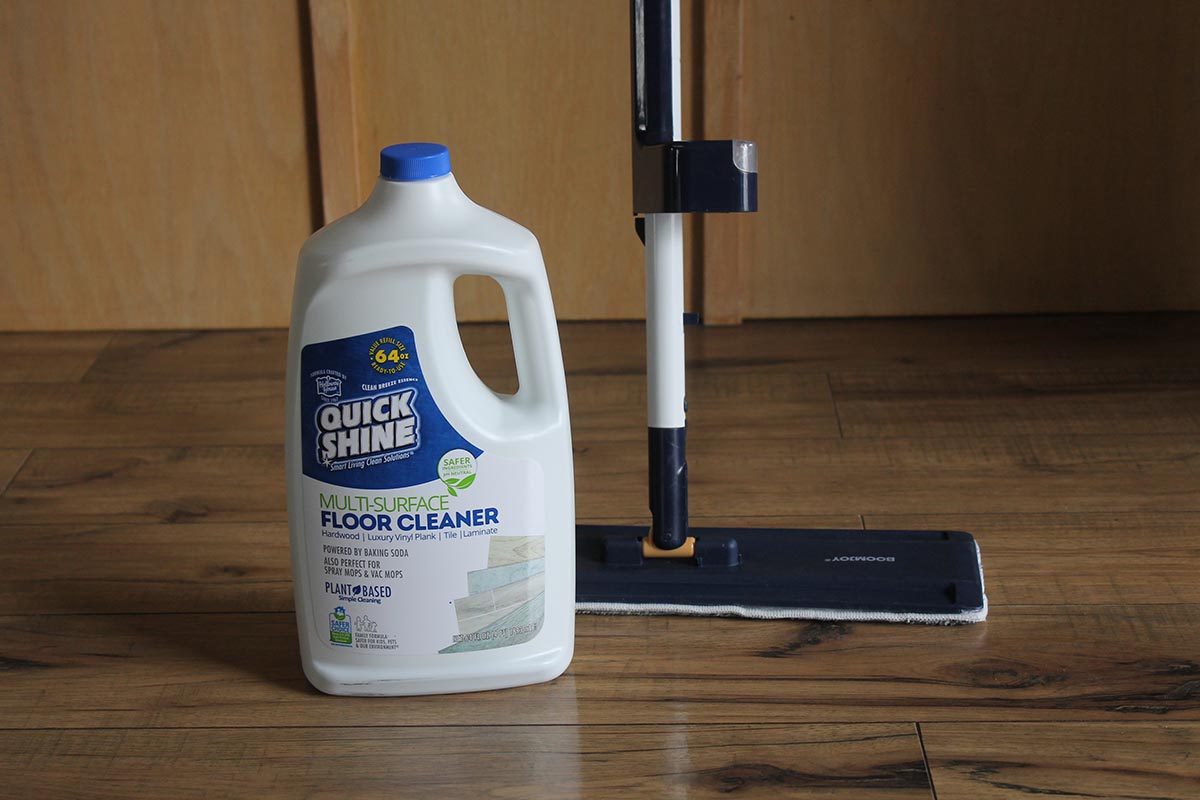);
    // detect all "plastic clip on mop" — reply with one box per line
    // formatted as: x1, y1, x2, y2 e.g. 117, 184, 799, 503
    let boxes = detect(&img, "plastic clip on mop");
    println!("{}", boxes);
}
575, 0, 987, 624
